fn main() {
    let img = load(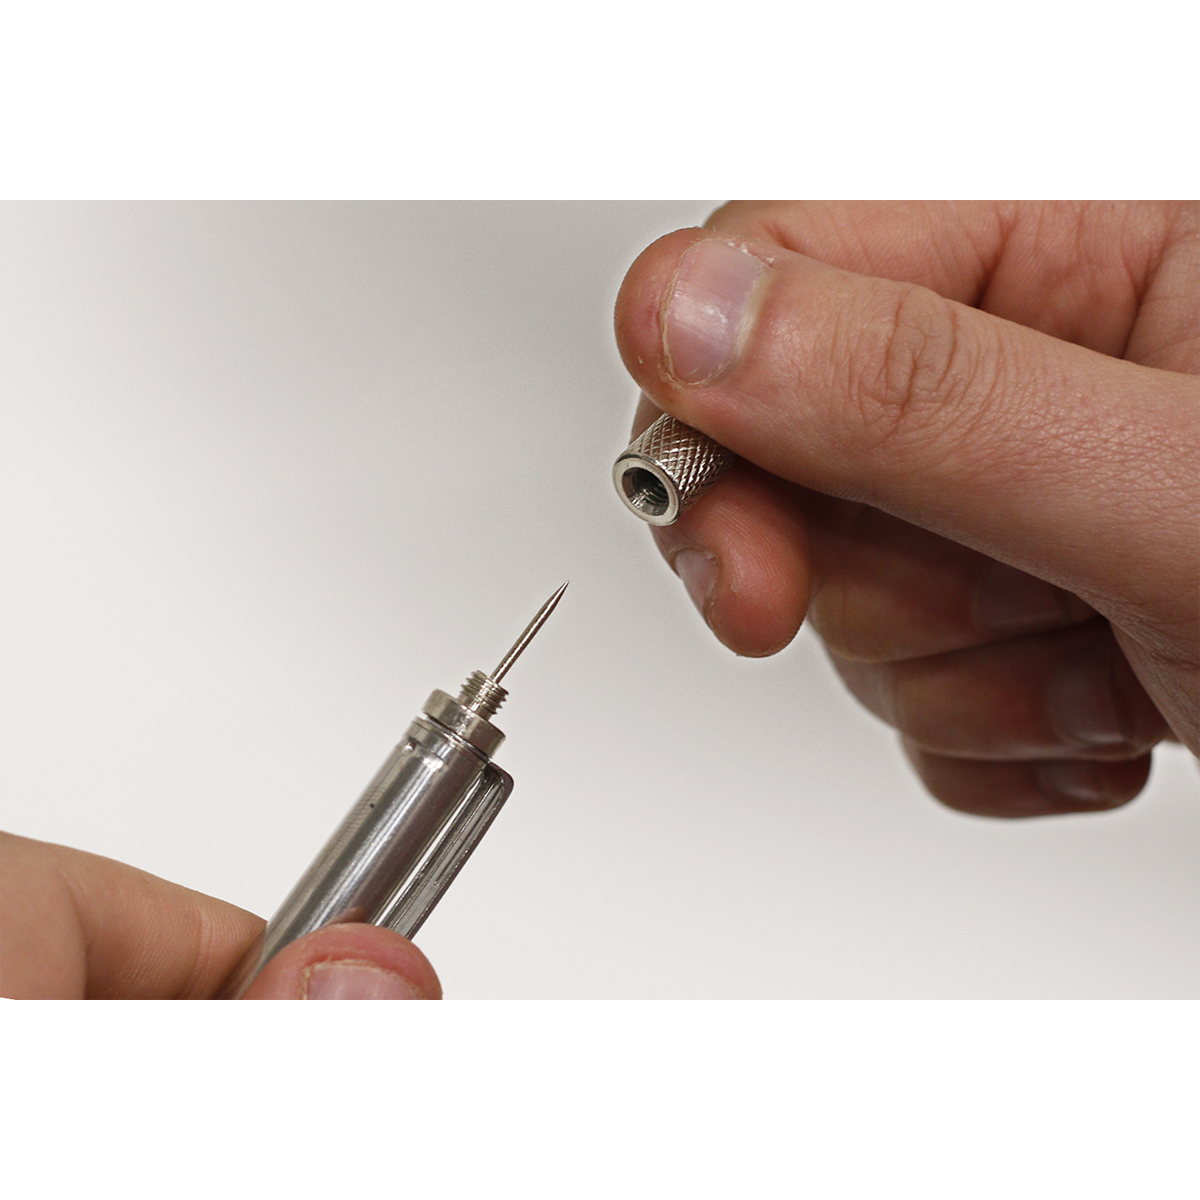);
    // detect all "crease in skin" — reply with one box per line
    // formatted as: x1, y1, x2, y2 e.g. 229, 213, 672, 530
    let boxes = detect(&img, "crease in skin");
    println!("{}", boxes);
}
829, 614, 1151, 762
176, 903, 223, 1001
983, 205, 1166, 354
15, 837, 262, 999
708, 201, 1012, 307
702, 204, 1189, 360
50, 854, 90, 999
629, 202, 1198, 804
1127, 218, 1200, 373
63, 854, 159, 1003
